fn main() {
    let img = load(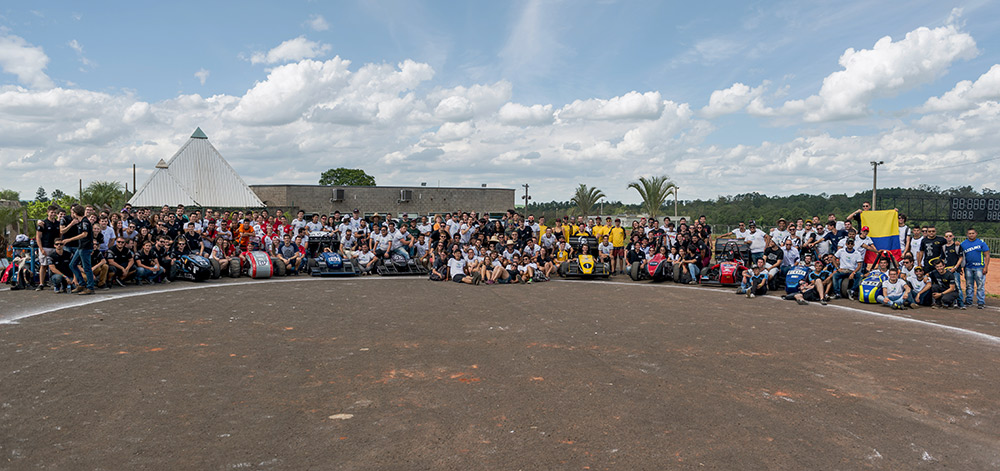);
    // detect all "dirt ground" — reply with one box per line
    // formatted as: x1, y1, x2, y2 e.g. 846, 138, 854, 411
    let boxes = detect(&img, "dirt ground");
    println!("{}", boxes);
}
1, 277, 998, 470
